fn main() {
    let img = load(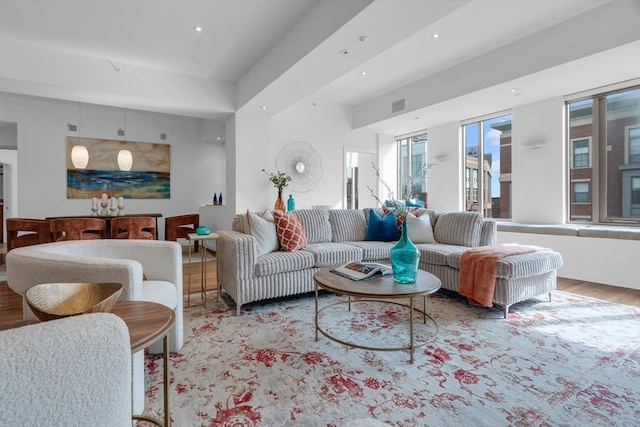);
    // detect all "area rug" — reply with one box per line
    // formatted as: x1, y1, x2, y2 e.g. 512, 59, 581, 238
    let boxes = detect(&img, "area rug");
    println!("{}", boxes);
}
141, 291, 640, 426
